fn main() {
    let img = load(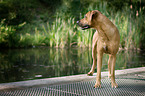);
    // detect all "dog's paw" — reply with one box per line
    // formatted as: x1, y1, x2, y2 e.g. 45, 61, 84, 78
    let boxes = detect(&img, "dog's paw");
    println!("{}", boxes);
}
87, 72, 93, 76
94, 82, 101, 88
111, 82, 118, 88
